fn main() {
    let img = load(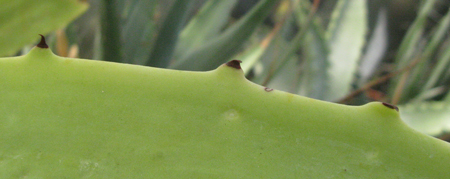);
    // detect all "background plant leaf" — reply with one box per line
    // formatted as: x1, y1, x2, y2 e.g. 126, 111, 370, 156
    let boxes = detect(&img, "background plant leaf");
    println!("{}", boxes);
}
169, 0, 279, 71
388, 0, 436, 103
324, 0, 367, 101
295, 0, 329, 100
173, 0, 239, 61
121, 0, 157, 64
0, 0, 88, 56
146, 0, 196, 67
400, 101, 450, 136
100, 0, 122, 62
